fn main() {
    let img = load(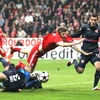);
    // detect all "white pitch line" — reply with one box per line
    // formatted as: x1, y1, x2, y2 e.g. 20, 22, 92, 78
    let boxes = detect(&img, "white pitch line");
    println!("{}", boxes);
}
44, 81, 93, 87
